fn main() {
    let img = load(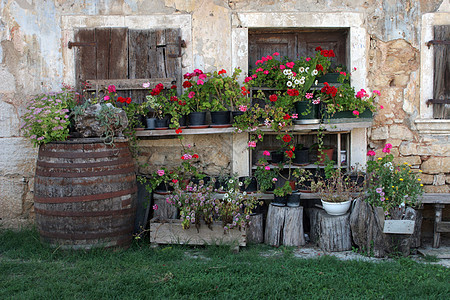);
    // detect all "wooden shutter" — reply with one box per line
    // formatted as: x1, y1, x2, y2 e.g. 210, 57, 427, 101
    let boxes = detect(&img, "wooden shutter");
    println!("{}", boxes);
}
433, 25, 450, 119
74, 27, 182, 103
248, 29, 348, 70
